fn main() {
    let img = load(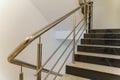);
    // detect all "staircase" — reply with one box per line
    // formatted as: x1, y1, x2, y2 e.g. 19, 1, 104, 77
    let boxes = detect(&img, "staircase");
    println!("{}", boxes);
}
8, 1, 120, 80
61, 29, 120, 80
